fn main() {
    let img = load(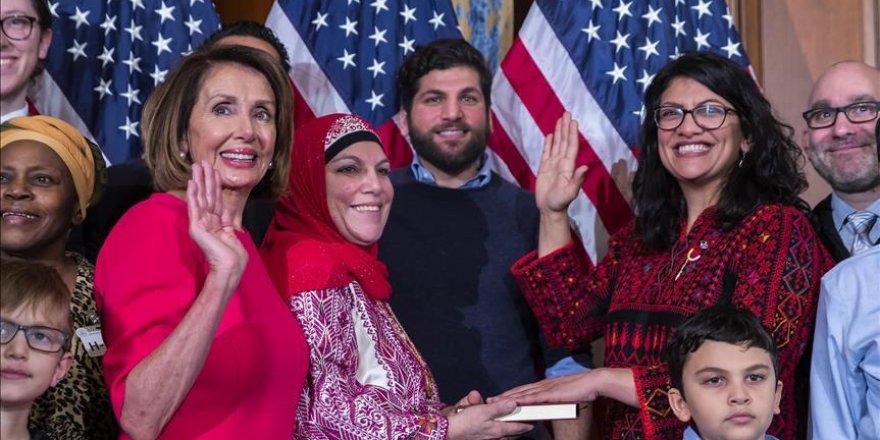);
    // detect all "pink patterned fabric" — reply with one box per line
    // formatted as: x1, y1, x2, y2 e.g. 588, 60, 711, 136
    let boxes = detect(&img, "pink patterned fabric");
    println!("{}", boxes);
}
291, 281, 448, 439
